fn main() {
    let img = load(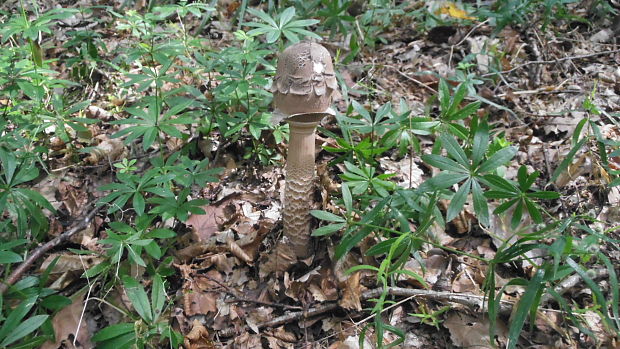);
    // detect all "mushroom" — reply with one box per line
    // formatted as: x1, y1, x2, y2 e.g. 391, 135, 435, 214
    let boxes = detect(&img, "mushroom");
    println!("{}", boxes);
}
273, 41, 338, 259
